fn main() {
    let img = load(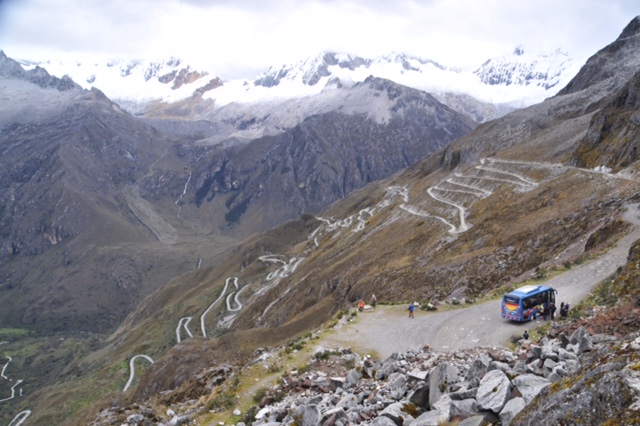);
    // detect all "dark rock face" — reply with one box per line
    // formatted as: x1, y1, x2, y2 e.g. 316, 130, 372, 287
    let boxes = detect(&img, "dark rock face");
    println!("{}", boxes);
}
0, 86, 187, 333
185, 77, 477, 235
571, 70, 640, 171
557, 16, 640, 96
